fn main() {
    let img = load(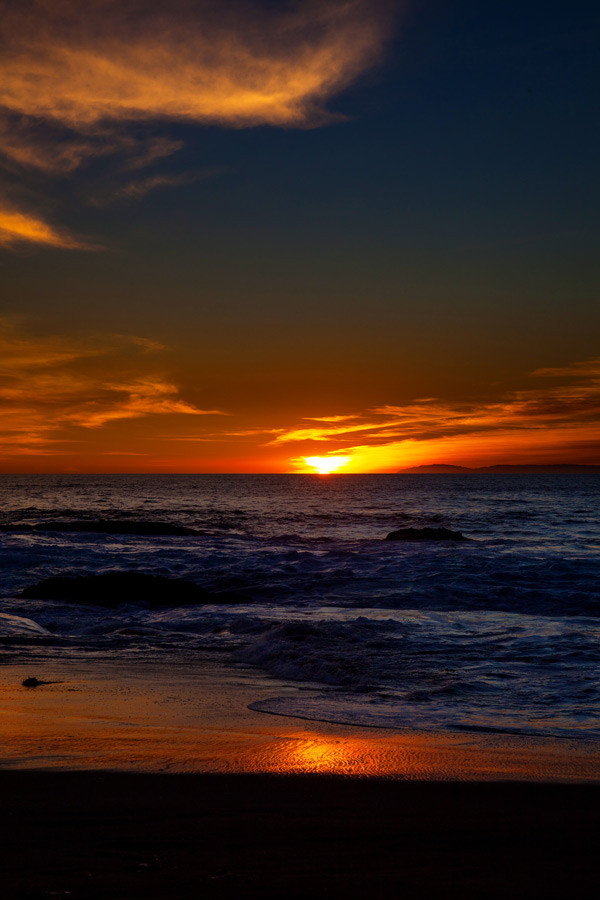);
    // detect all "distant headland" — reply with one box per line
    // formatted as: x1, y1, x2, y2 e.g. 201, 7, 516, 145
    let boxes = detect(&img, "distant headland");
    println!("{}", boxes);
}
397, 464, 600, 474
